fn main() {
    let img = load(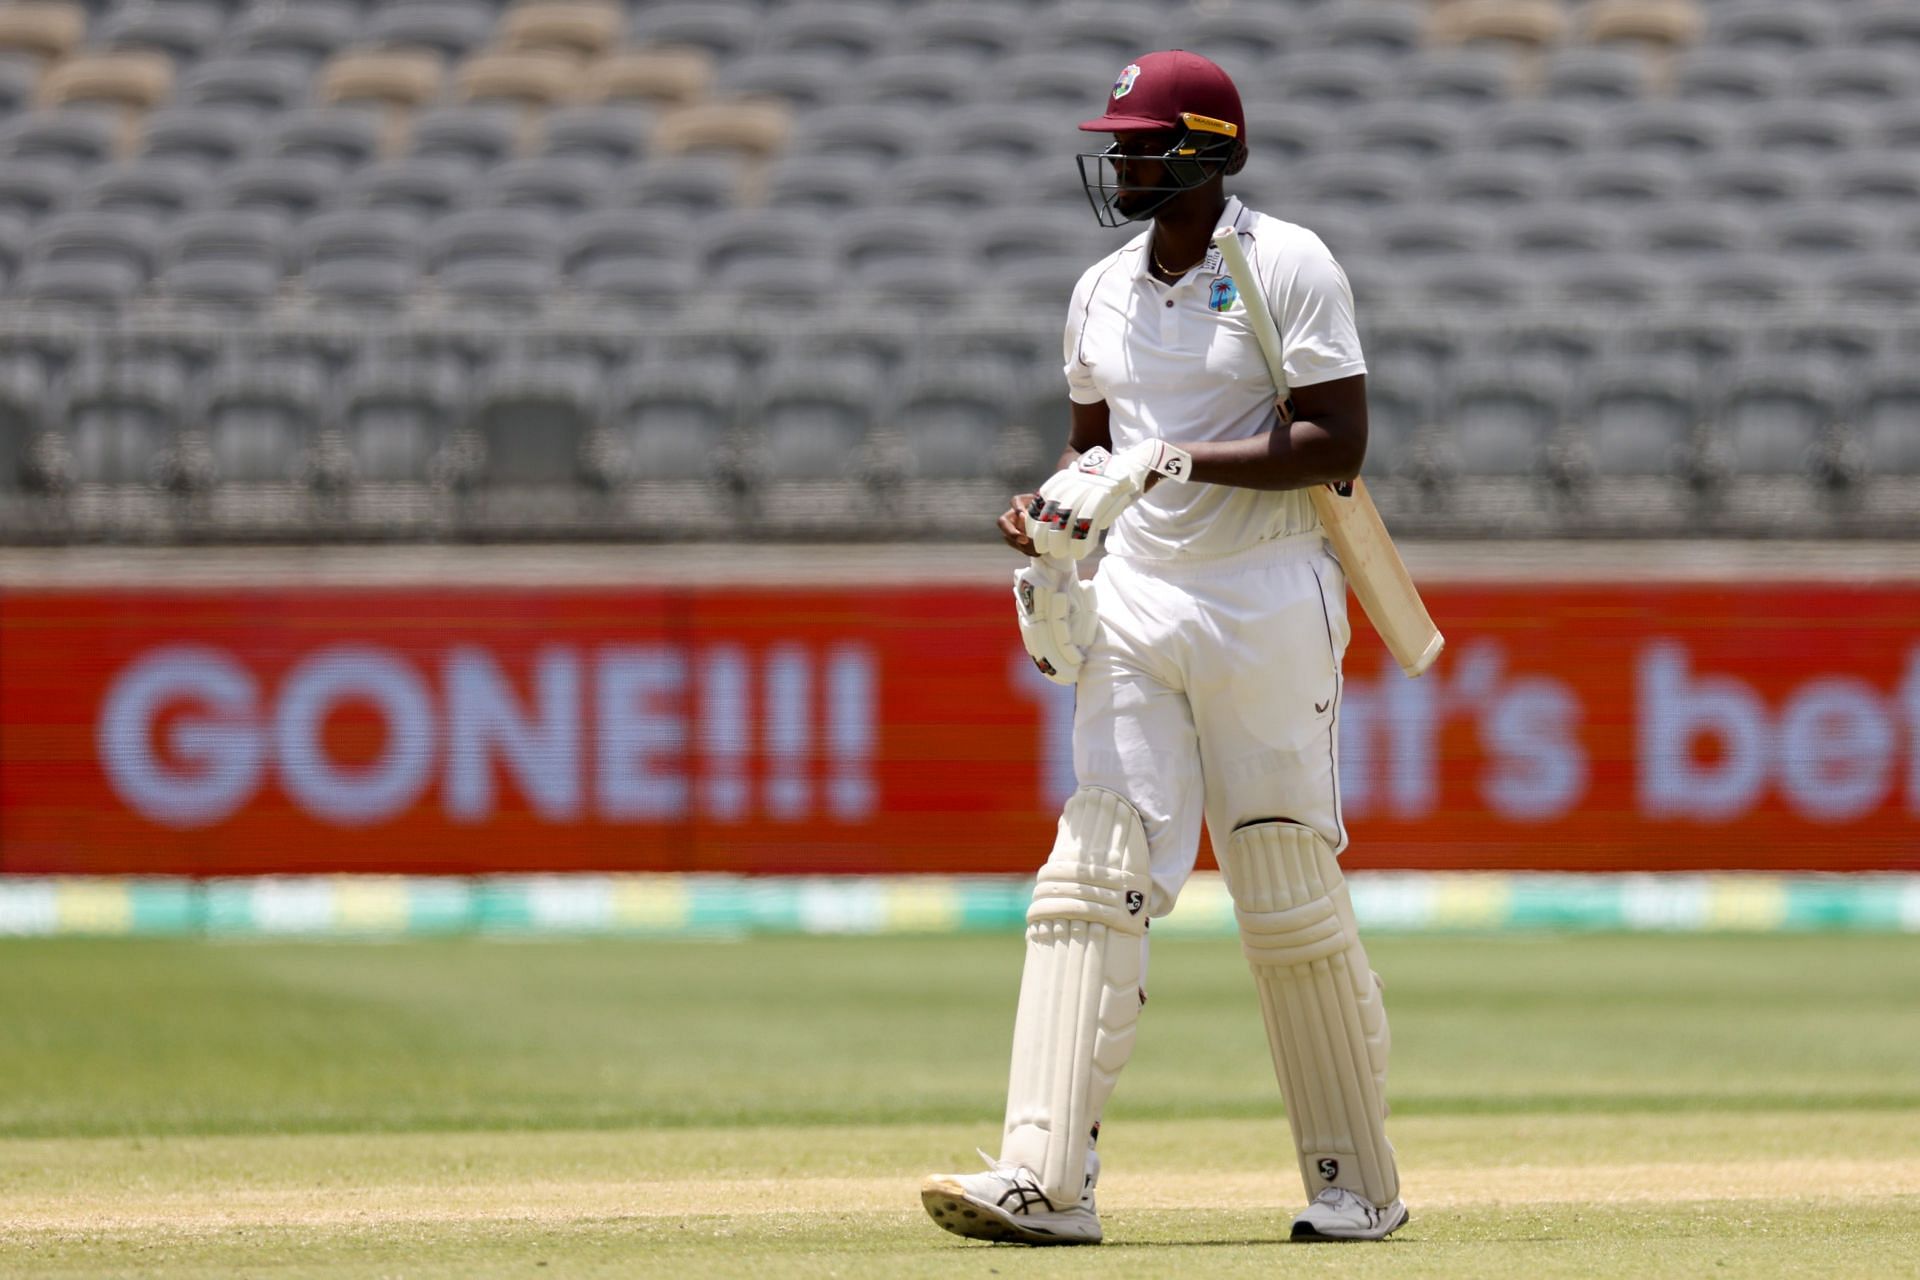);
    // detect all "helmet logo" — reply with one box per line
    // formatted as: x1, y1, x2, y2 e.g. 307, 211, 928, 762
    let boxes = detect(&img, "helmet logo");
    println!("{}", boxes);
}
1112, 63, 1141, 100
